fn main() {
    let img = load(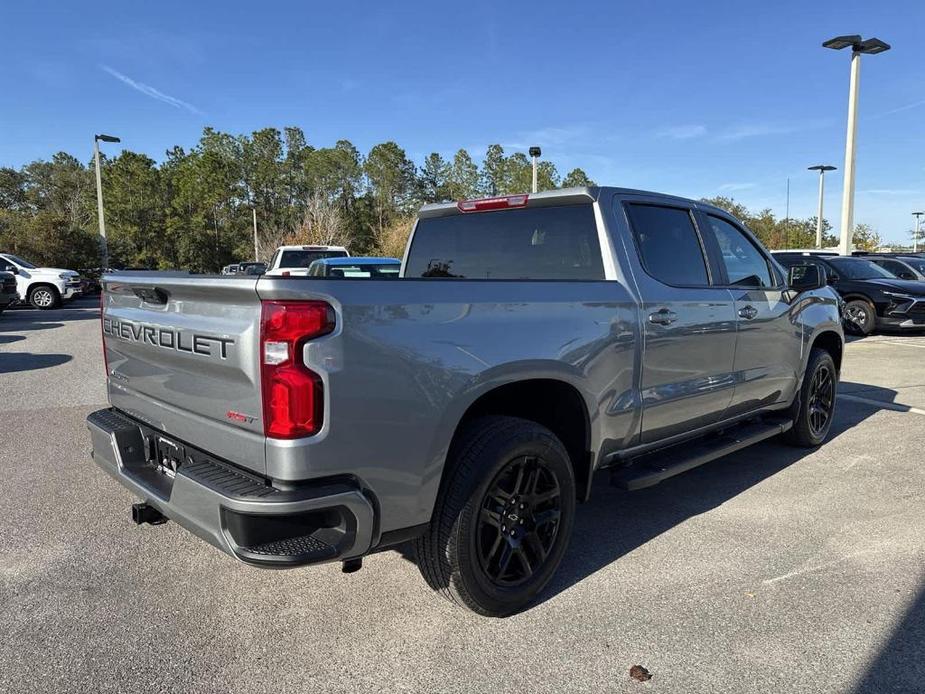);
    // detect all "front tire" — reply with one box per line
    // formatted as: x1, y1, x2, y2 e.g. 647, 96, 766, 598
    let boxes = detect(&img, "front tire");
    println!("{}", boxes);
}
843, 299, 875, 336
784, 348, 837, 447
28, 285, 60, 310
414, 416, 576, 617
